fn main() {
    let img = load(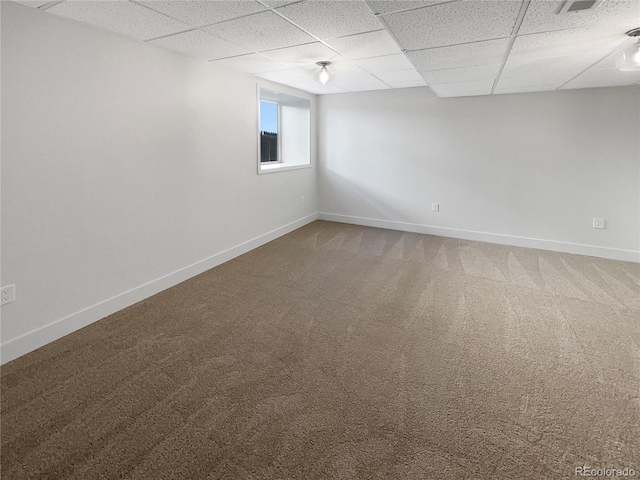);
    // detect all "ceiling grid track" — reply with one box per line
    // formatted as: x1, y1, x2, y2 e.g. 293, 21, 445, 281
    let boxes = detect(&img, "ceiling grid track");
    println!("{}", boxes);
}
265, 6, 381, 92
135, 0, 278, 43
364, 0, 436, 93
144, 27, 200, 44
556, 37, 633, 90
374, 0, 462, 18
490, 0, 532, 95
39, 1, 63, 11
